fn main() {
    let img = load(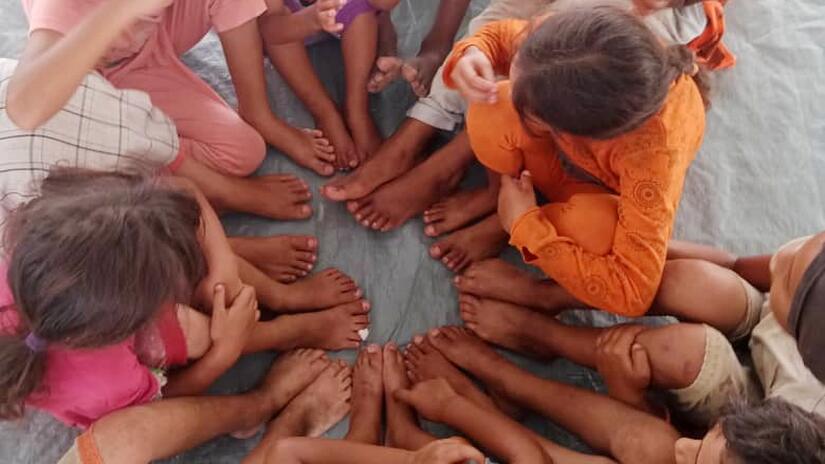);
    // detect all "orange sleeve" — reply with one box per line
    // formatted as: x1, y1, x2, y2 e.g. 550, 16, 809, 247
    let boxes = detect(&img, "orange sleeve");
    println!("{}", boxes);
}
465, 82, 524, 177
509, 144, 682, 317
442, 19, 528, 89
